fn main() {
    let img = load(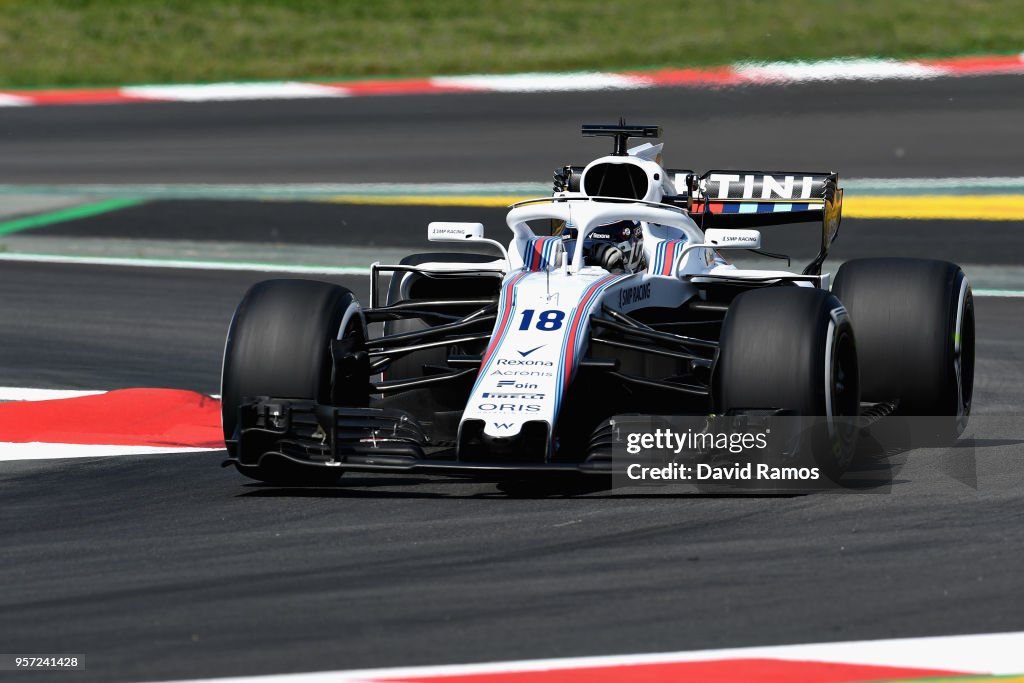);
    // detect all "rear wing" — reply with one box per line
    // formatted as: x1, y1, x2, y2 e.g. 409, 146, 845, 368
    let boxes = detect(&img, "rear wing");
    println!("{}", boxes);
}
670, 169, 843, 275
